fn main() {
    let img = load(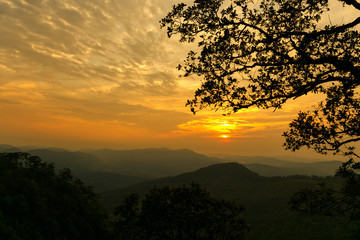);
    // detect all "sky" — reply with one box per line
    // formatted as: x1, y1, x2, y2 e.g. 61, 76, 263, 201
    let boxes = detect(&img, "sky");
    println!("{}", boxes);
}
0, 0, 358, 159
